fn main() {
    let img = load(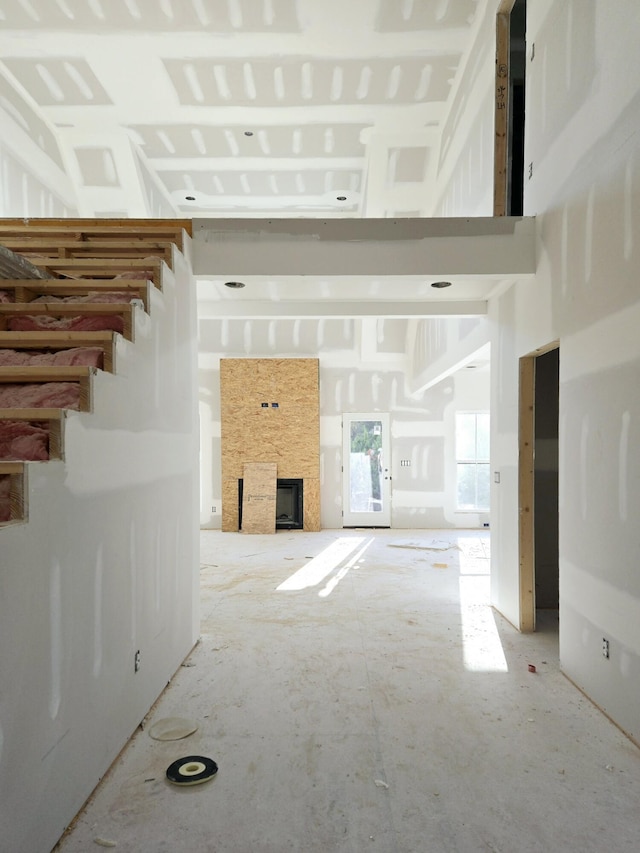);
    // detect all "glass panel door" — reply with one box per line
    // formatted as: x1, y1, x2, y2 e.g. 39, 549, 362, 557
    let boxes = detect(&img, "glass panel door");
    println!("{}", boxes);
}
342, 413, 391, 527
